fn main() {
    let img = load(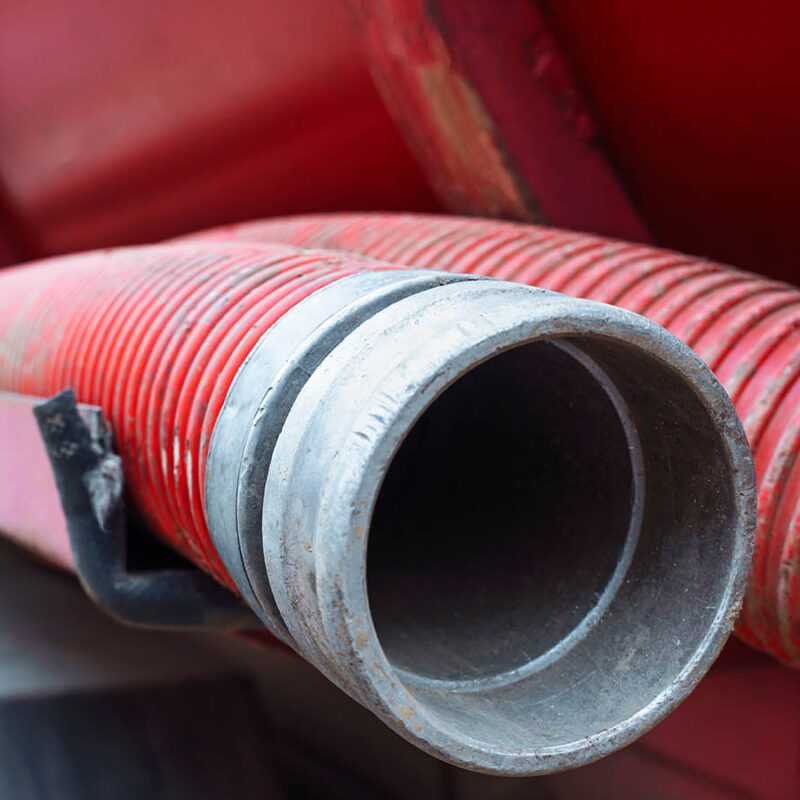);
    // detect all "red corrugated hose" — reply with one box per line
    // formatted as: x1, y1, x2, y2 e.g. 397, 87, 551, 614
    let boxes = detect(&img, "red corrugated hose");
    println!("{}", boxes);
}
0, 222, 763, 777
0, 243, 406, 587
187, 213, 800, 668
0, 215, 795, 669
